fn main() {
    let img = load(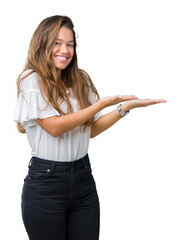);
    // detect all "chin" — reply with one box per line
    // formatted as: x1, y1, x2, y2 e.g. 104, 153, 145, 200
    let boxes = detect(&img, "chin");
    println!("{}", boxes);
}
56, 66, 67, 70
